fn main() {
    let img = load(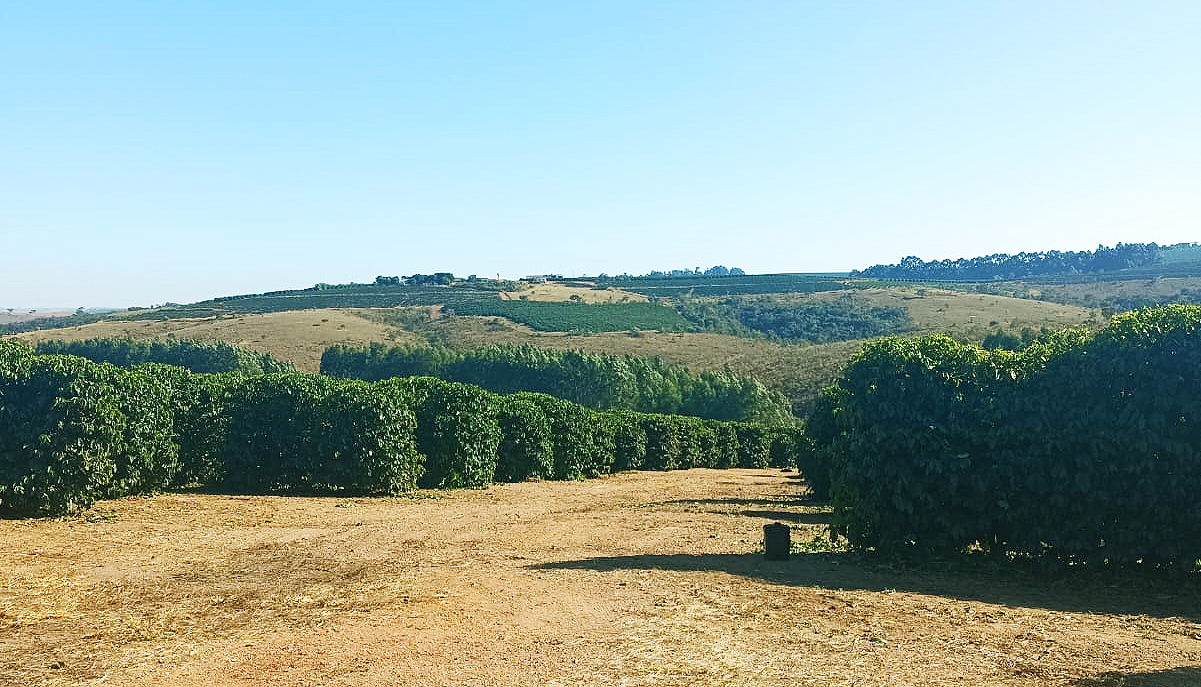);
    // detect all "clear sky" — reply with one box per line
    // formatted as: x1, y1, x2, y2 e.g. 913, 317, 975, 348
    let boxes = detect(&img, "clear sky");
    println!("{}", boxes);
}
3, 1, 1199, 308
